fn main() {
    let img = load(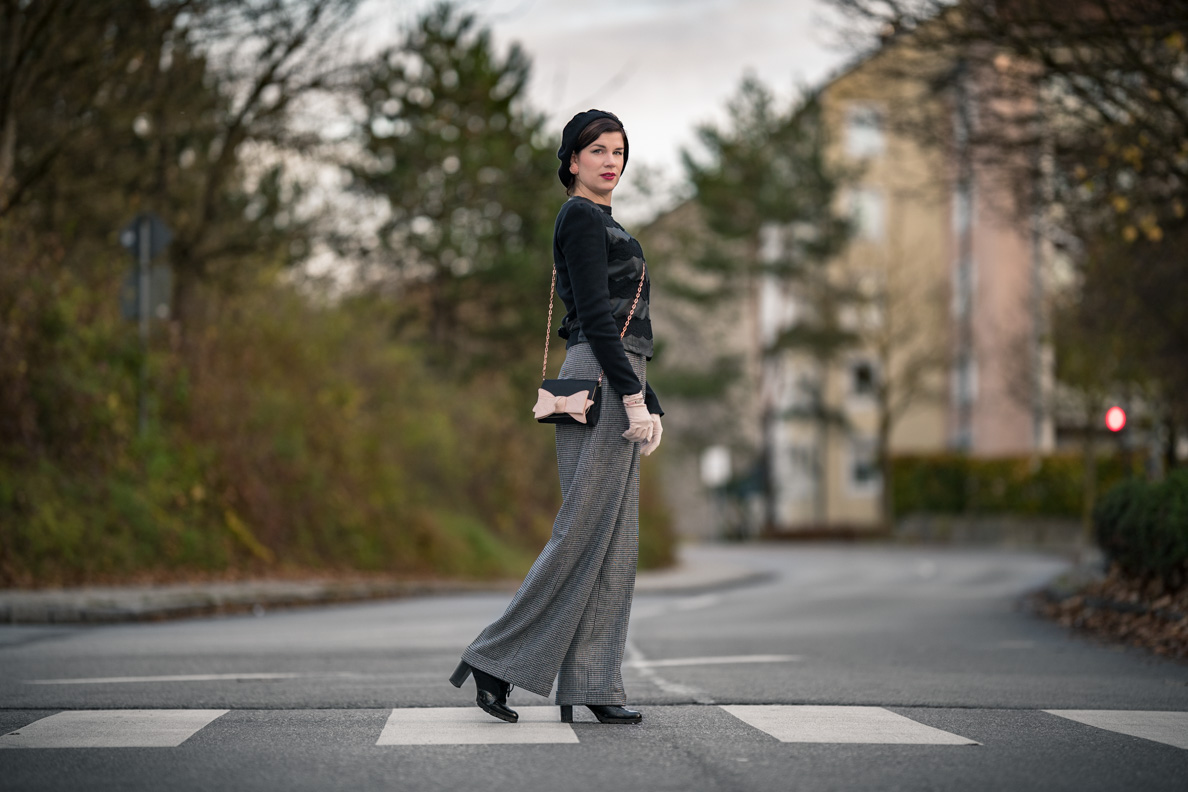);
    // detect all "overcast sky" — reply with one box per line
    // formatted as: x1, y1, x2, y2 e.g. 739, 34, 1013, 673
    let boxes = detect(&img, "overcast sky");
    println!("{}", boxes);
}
358, 0, 858, 221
